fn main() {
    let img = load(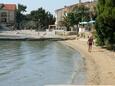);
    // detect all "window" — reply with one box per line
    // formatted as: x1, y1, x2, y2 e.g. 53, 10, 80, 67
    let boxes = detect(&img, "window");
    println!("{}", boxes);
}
1, 18, 7, 23
1, 12, 7, 17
